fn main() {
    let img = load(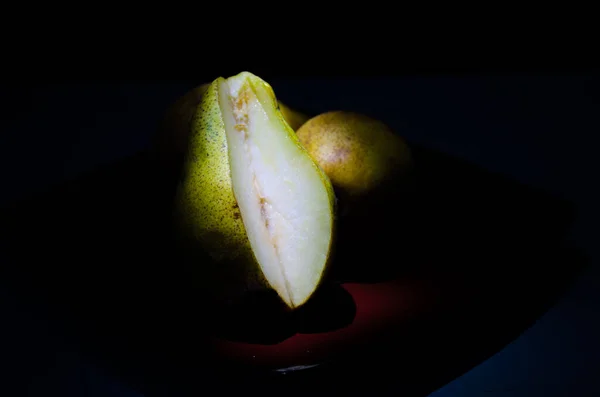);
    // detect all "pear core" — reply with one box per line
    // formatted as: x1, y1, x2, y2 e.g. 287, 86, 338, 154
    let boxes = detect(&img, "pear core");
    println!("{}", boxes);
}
217, 74, 332, 309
